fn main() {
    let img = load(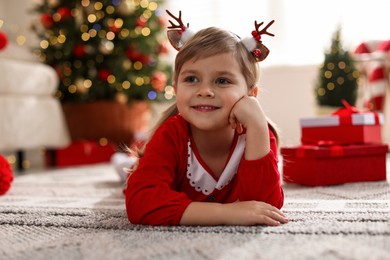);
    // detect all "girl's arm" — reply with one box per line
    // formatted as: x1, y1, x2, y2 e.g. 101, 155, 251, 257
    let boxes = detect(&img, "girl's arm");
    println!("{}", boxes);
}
229, 96, 270, 160
180, 200, 288, 226
229, 95, 284, 208
125, 120, 193, 226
